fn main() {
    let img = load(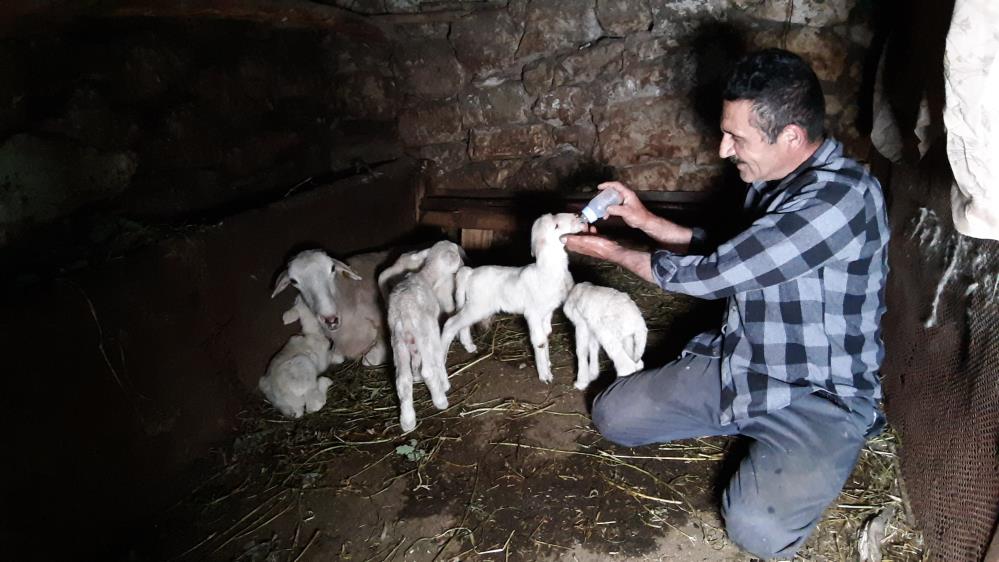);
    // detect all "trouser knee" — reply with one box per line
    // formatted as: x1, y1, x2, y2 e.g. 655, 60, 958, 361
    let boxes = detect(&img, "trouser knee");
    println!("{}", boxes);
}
722, 496, 803, 559
591, 392, 645, 447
